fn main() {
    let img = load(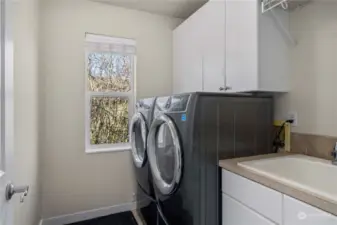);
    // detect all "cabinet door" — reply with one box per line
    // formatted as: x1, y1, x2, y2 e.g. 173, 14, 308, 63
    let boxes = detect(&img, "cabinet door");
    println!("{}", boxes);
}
201, 1, 225, 92
225, 0, 258, 92
173, 23, 202, 94
222, 193, 277, 225
222, 170, 282, 224
284, 195, 337, 225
